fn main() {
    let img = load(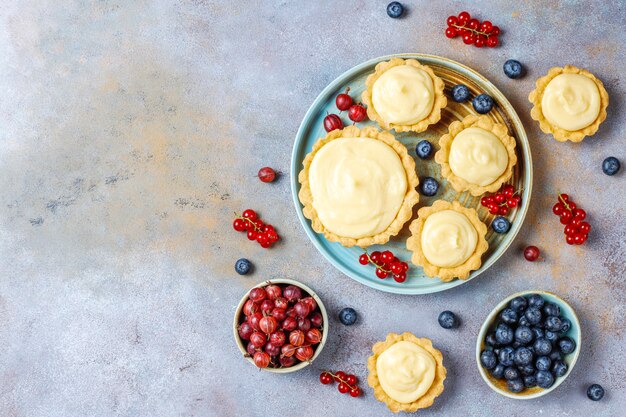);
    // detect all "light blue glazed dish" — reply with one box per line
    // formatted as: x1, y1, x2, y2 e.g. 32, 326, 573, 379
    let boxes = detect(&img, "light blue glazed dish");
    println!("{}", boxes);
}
290, 54, 532, 295
476, 291, 582, 399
